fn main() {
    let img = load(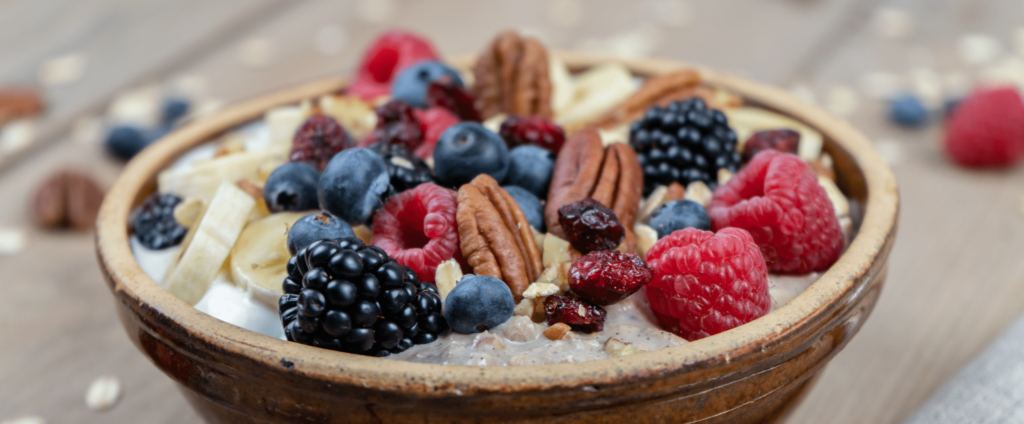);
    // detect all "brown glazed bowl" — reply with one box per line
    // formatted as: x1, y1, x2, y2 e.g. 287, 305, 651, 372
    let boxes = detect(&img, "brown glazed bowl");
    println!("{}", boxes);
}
96, 54, 898, 424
